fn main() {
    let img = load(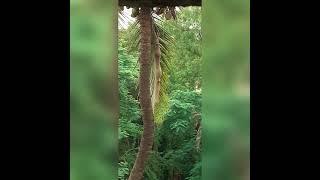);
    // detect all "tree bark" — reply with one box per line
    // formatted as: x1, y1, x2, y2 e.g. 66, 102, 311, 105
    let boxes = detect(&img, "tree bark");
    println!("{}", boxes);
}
128, 7, 154, 180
